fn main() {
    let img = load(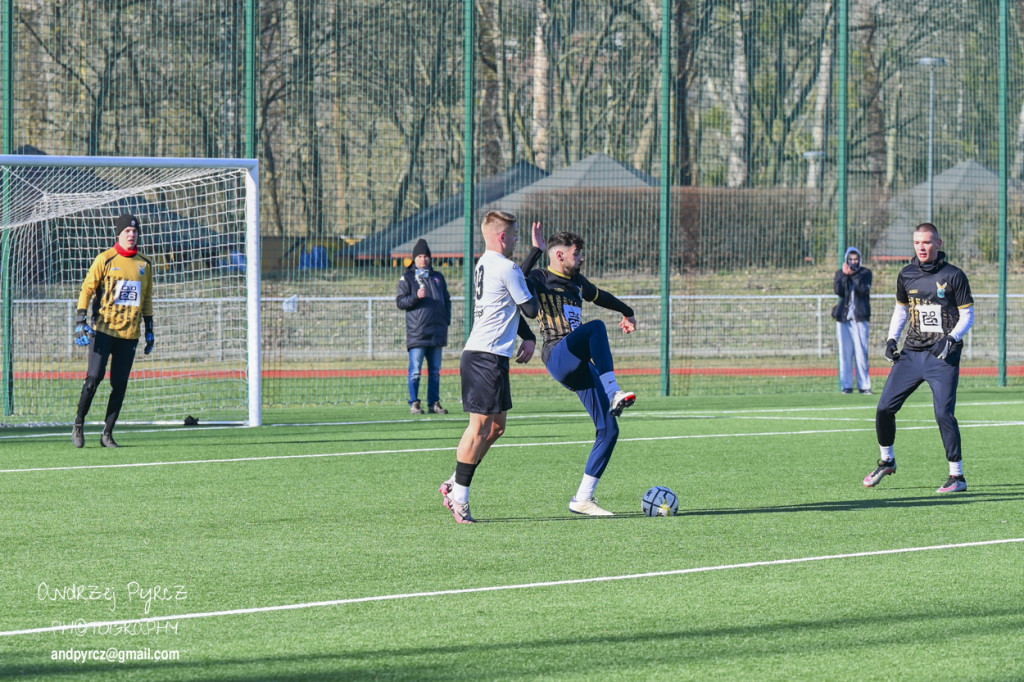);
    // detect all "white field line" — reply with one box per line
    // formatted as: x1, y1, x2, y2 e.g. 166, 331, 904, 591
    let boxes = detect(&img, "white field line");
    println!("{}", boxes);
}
3, 420, 1024, 475
3, 399, 1023, 441
2, 537, 1021, 638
